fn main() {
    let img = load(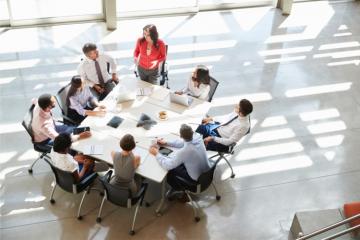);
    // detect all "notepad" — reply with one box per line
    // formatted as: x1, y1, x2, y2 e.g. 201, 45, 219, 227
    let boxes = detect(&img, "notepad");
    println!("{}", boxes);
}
83, 145, 104, 155
150, 87, 169, 101
137, 87, 153, 96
